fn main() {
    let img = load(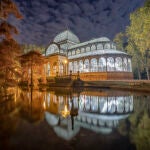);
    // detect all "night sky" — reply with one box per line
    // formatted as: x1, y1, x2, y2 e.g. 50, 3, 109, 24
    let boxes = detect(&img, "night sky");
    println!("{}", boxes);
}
11, 0, 145, 46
